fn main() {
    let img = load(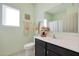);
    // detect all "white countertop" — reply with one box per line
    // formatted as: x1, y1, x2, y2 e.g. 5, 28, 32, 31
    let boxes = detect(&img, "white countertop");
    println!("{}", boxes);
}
34, 33, 79, 53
